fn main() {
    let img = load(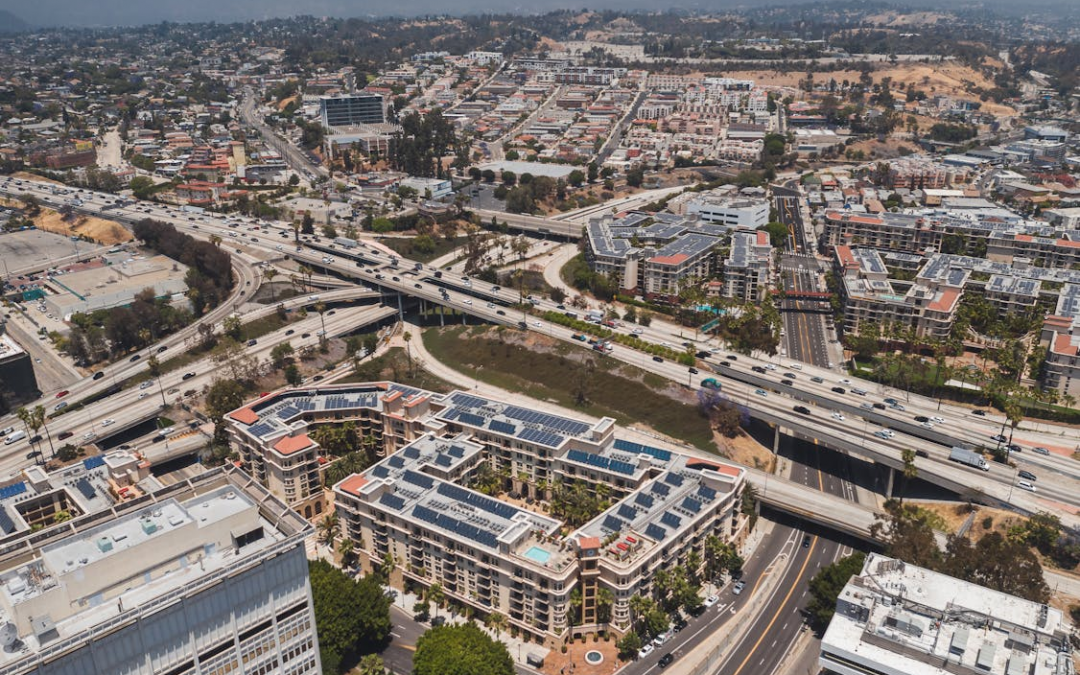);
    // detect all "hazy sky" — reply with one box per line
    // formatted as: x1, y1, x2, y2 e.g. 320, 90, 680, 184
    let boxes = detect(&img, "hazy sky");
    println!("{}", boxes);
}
8, 0, 668, 27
